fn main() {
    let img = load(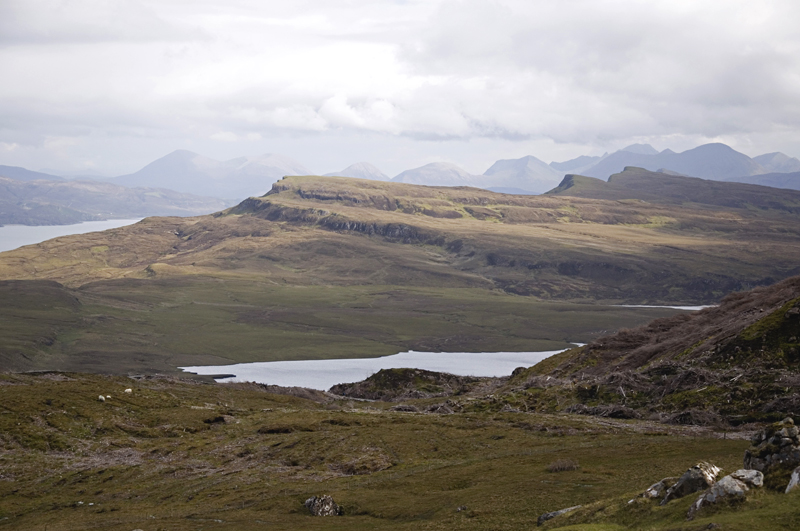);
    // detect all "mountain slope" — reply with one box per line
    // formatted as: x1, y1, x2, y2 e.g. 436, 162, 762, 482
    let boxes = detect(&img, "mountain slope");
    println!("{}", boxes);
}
0, 165, 64, 182
0, 176, 233, 226
506, 274, 800, 424
753, 152, 800, 173
391, 162, 480, 186
3, 175, 800, 301
482, 155, 563, 193
583, 143, 766, 180
112, 150, 310, 199
2, 175, 800, 374
723, 171, 800, 191
547, 166, 800, 212
550, 154, 605, 173
324, 162, 389, 180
